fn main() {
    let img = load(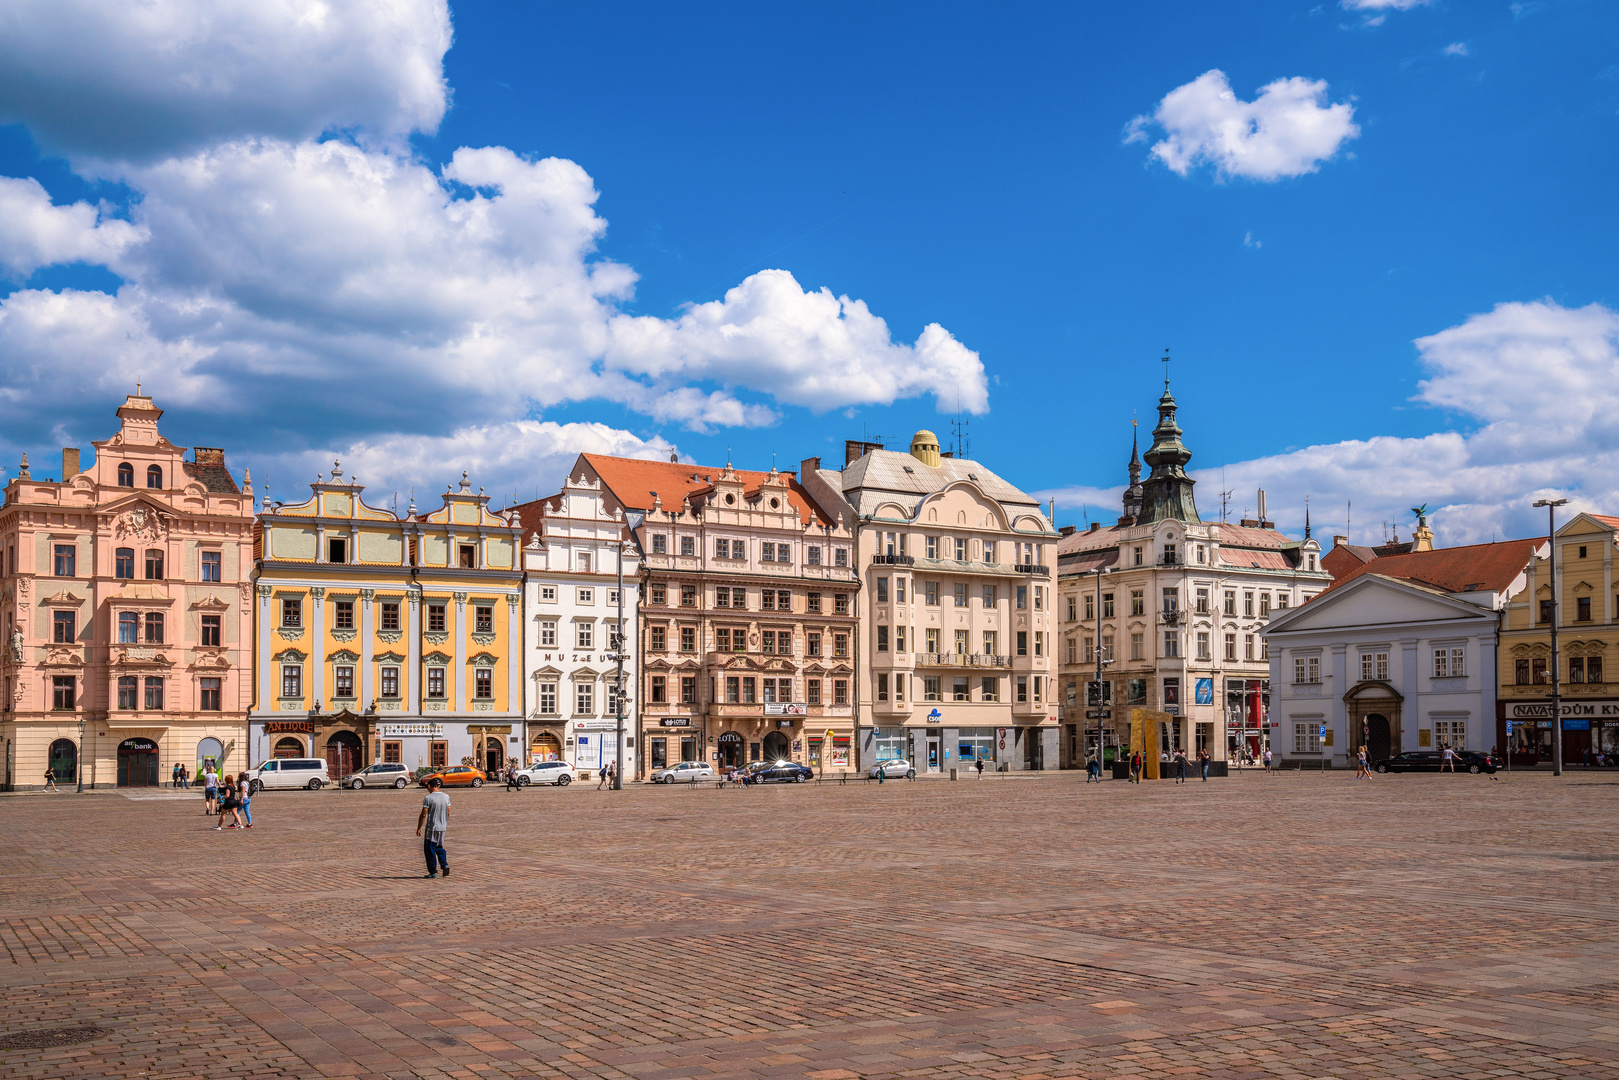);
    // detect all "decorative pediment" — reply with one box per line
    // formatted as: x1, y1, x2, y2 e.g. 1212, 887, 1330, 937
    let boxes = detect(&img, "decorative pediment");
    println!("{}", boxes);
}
422, 650, 452, 665
1573, 580, 1595, 594
573, 666, 602, 678
374, 651, 406, 664
190, 596, 230, 611
532, 665, 564, 677
1342, 679, 1403, 703
469, 651, 499, 667
112, 504, 173, 542
40, 590, 84, 606
273, 648, 308, 663
329, 649, 360, 663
